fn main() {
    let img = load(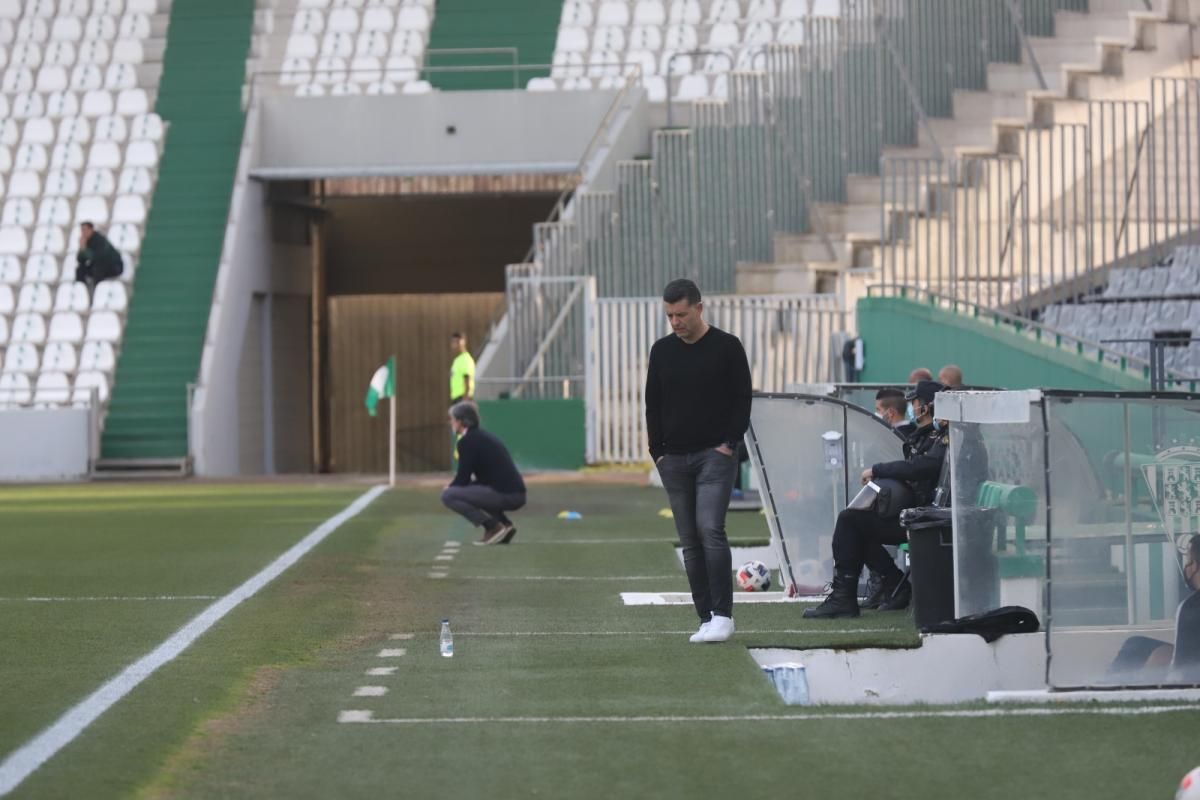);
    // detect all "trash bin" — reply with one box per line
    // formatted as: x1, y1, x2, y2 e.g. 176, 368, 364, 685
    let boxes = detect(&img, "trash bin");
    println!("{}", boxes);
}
900, 506, 955, 630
